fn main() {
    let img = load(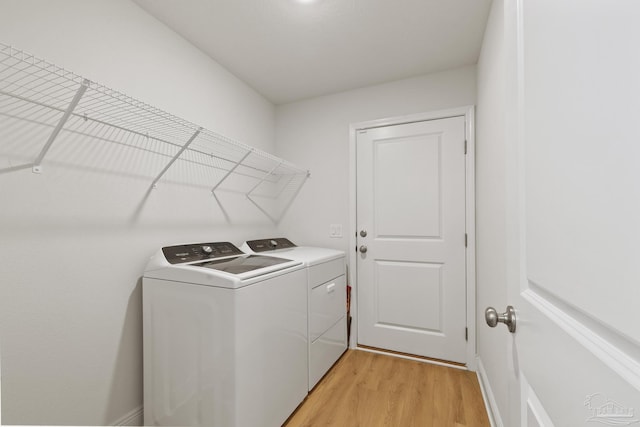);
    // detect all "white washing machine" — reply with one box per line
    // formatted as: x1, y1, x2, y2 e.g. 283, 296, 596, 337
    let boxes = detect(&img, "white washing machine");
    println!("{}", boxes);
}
142, 241, 308, 427
241, 238, 347, 389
